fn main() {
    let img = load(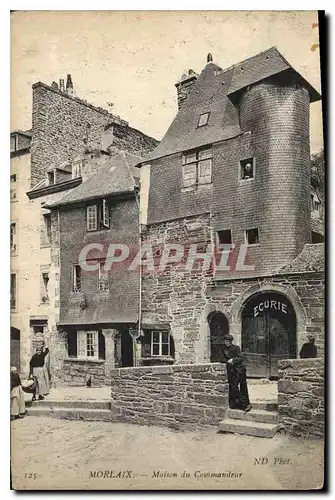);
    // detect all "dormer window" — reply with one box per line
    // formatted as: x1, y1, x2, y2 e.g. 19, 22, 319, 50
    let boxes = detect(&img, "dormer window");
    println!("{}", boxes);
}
47, 171, 56, 186
239, 157, 255, 180
72, 161, 82, 179
10, 134, 18, 153
197, 112, 210, 127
